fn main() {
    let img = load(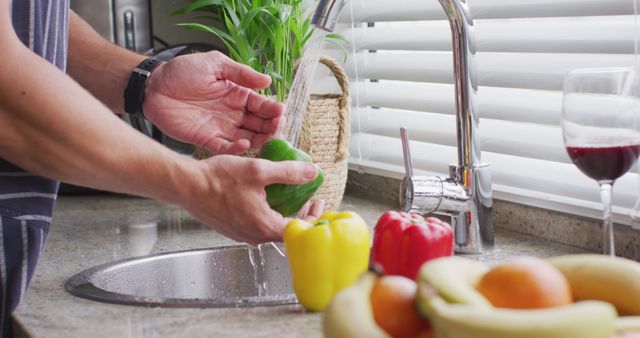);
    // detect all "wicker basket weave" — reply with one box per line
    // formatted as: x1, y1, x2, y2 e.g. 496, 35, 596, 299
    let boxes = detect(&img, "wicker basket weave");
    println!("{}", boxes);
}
194, 55, 350, 211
